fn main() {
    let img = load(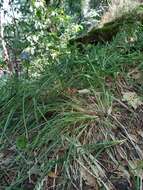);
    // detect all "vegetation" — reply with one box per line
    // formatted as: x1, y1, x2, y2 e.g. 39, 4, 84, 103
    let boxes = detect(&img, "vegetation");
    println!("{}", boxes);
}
0, 0, 143, 190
